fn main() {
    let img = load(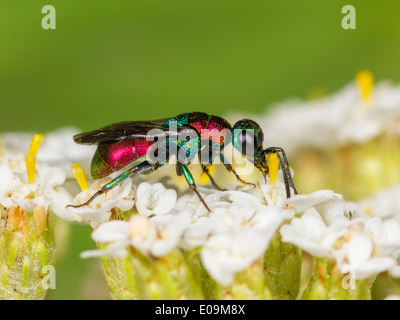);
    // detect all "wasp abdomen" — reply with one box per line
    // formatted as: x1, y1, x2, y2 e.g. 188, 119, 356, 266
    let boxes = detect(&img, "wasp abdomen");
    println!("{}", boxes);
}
91, 138, 153, 179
